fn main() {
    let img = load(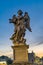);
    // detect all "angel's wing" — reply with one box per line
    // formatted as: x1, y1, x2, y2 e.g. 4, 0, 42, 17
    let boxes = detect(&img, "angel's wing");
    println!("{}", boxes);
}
26, 19, 32, 32
24, 12, 32, 32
